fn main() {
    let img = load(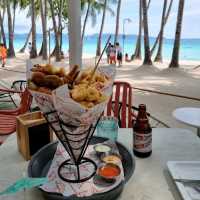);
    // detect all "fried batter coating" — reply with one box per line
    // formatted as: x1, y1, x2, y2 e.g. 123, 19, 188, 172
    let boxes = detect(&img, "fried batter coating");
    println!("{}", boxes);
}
85, 86, 100, 102
71, 87, 87, 101
37, 87, 52, 95
28, 80, 38, 91
31, 72, 45, 86
44, 75, 64, 89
